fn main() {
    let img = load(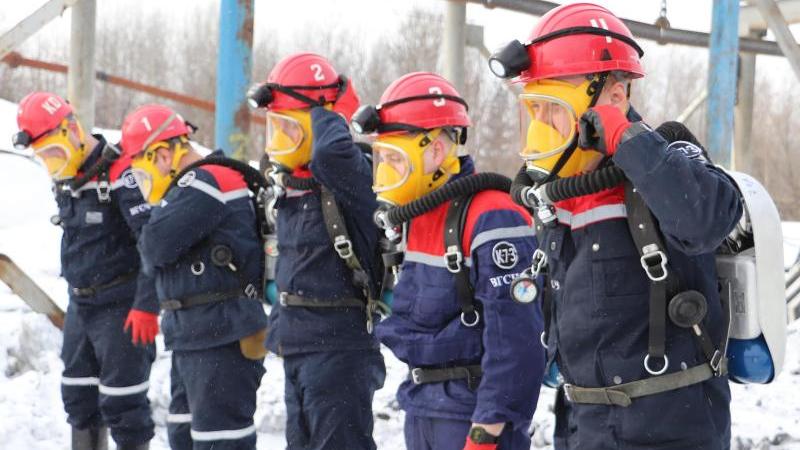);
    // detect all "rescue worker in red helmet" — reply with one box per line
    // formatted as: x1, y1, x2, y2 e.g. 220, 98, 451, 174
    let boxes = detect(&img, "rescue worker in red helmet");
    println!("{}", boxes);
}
352, 72, 545, 450
249, 53, 386, 450
13, 92, 157, 450
490, 3, 742, 449
119, 104, 268, 450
